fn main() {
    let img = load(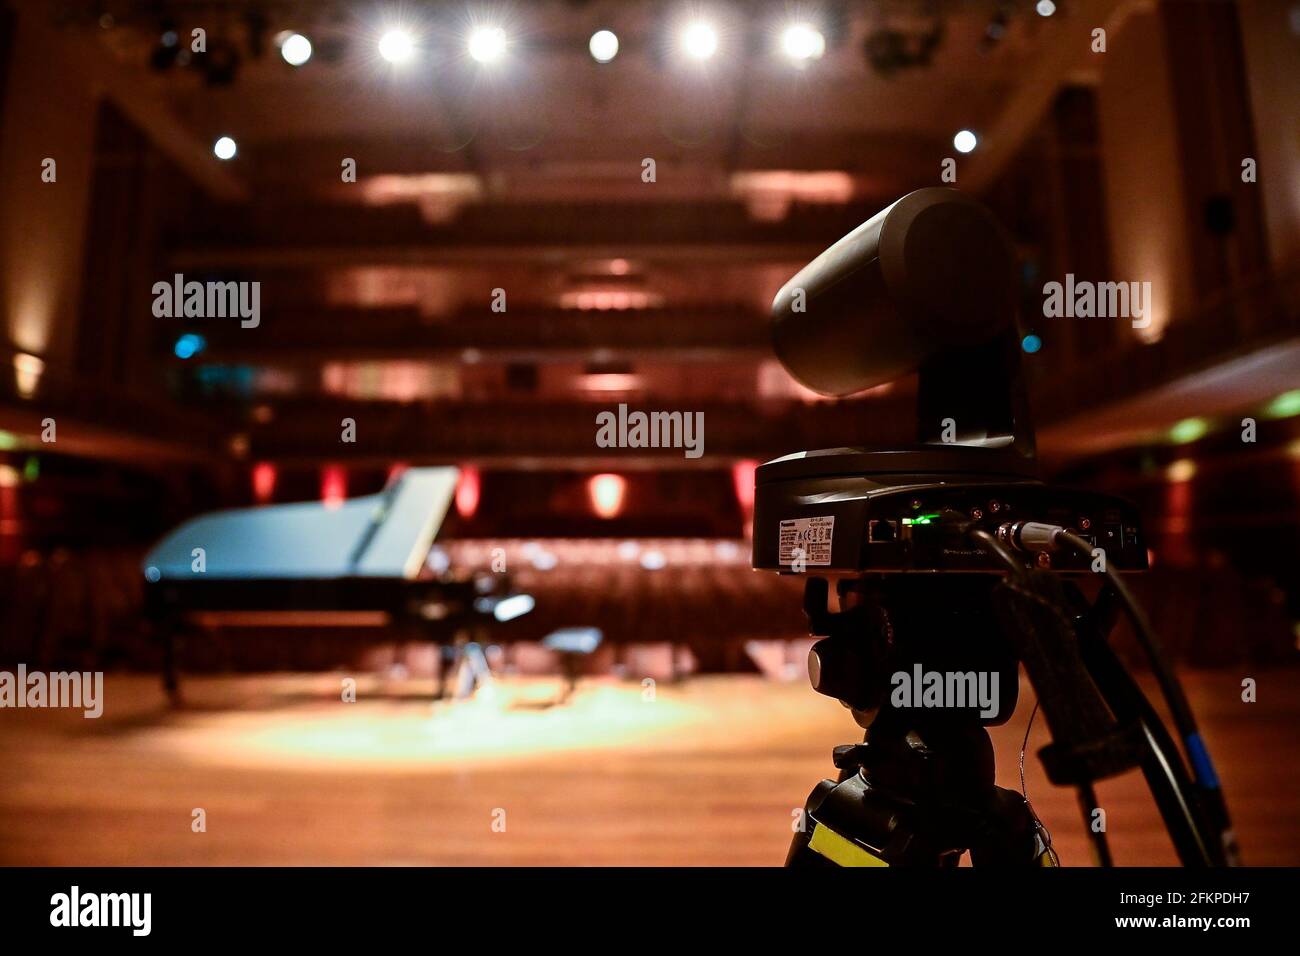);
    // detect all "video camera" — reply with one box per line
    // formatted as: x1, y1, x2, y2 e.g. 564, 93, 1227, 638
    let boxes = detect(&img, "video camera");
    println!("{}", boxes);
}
752, 188, 1235, 868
